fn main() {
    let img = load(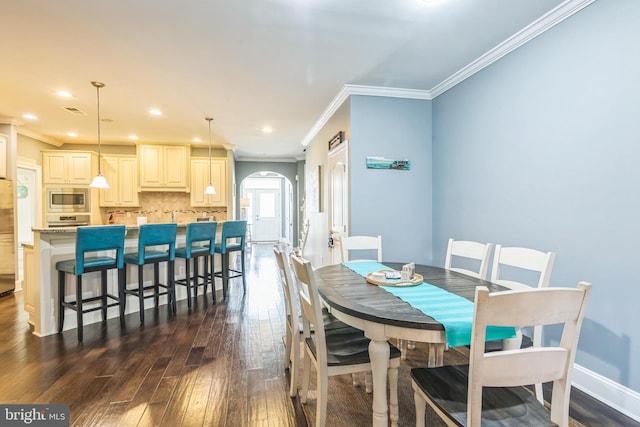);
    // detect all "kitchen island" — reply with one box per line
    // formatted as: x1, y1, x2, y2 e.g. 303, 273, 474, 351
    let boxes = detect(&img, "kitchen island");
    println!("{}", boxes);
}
23, 224, 225, 337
